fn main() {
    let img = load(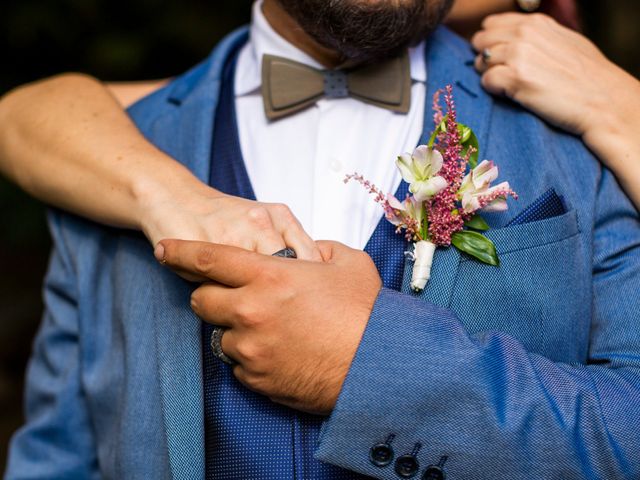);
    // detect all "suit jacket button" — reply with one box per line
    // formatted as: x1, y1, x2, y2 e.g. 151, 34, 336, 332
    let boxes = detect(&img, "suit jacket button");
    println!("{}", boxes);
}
395, 454, 419, 478
369, 442, 394, 467
422, 465, 445, 480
